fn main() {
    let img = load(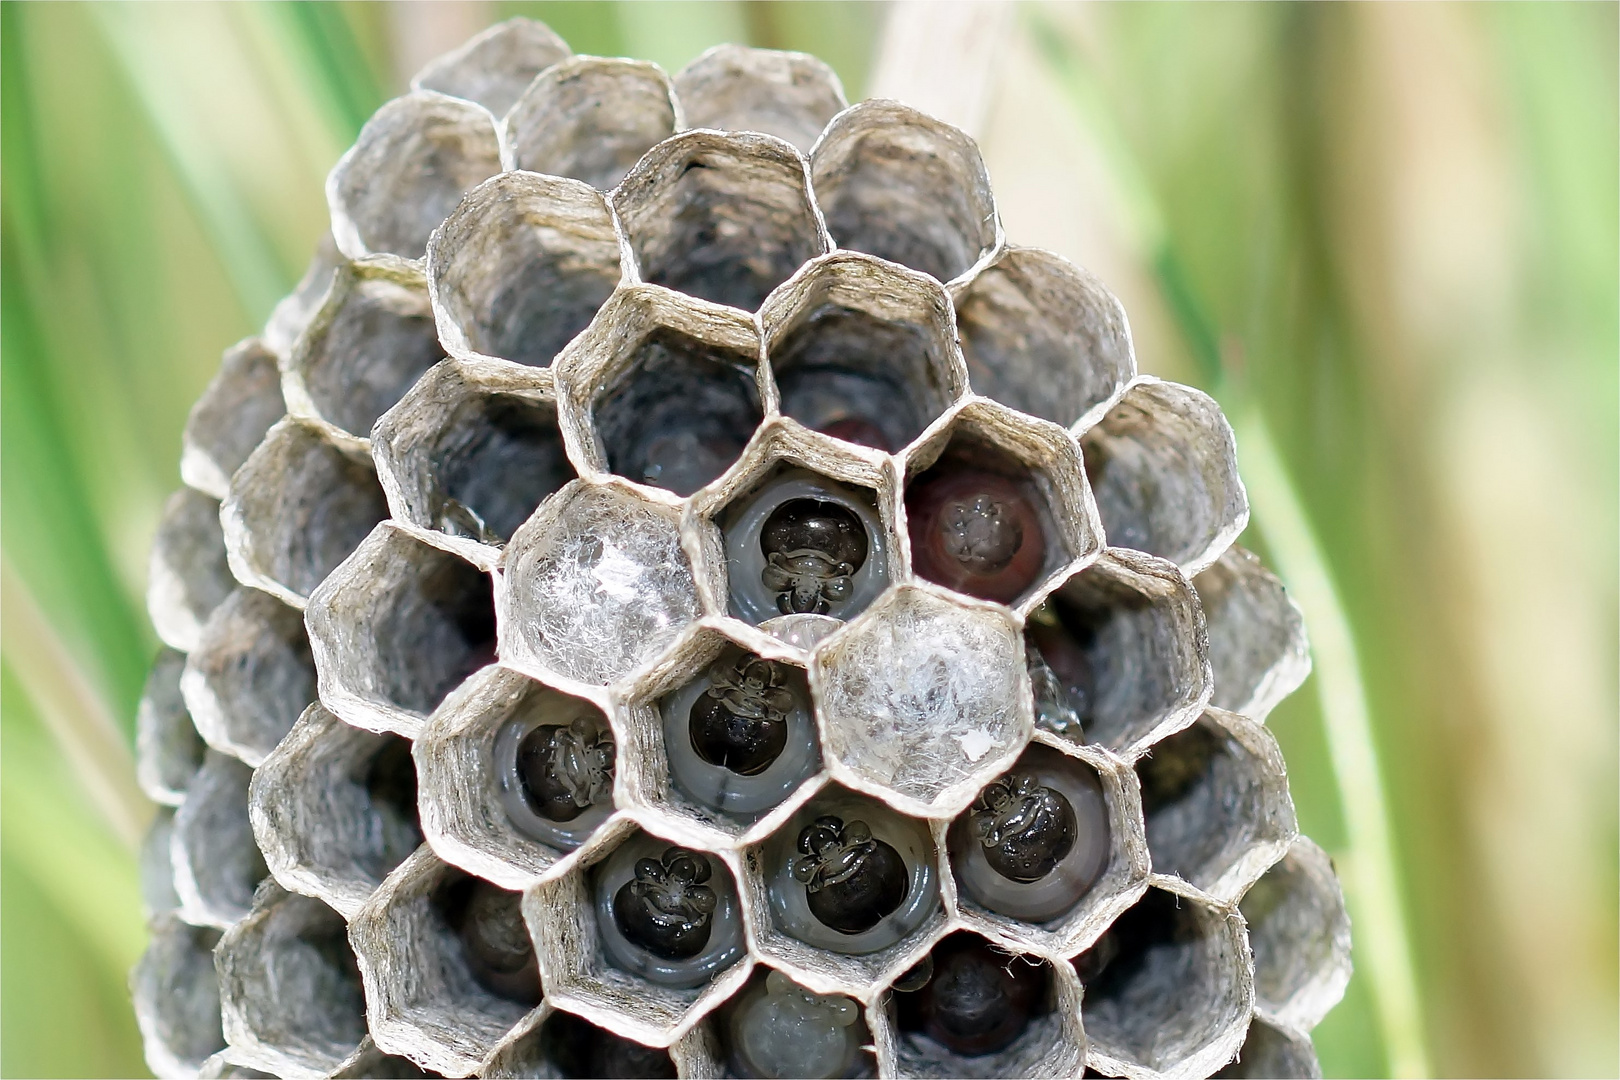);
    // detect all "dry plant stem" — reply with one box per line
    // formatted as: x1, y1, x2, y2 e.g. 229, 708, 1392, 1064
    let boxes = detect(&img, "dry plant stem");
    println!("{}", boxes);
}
1, 558, 152, 849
